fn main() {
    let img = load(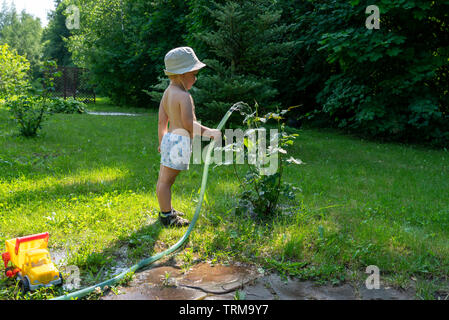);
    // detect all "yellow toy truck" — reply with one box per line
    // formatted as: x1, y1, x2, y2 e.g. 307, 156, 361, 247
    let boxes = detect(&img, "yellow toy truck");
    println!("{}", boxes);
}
2, 232, 63, 292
